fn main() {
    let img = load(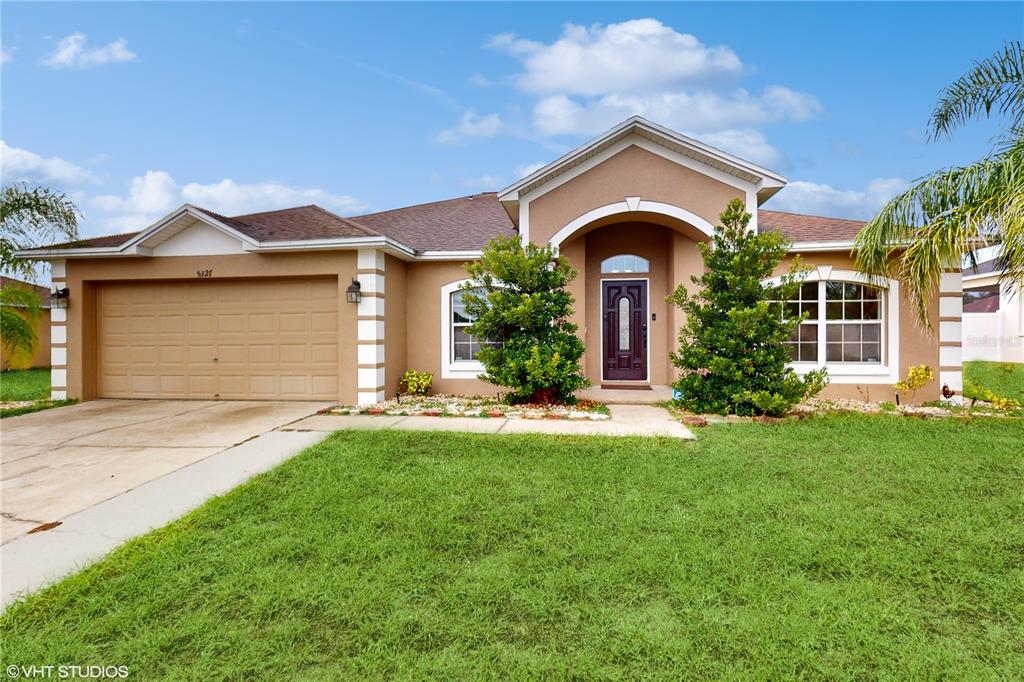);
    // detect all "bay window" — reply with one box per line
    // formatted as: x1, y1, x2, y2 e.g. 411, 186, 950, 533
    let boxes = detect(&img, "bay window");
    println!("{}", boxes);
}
773, 279, 886, 368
